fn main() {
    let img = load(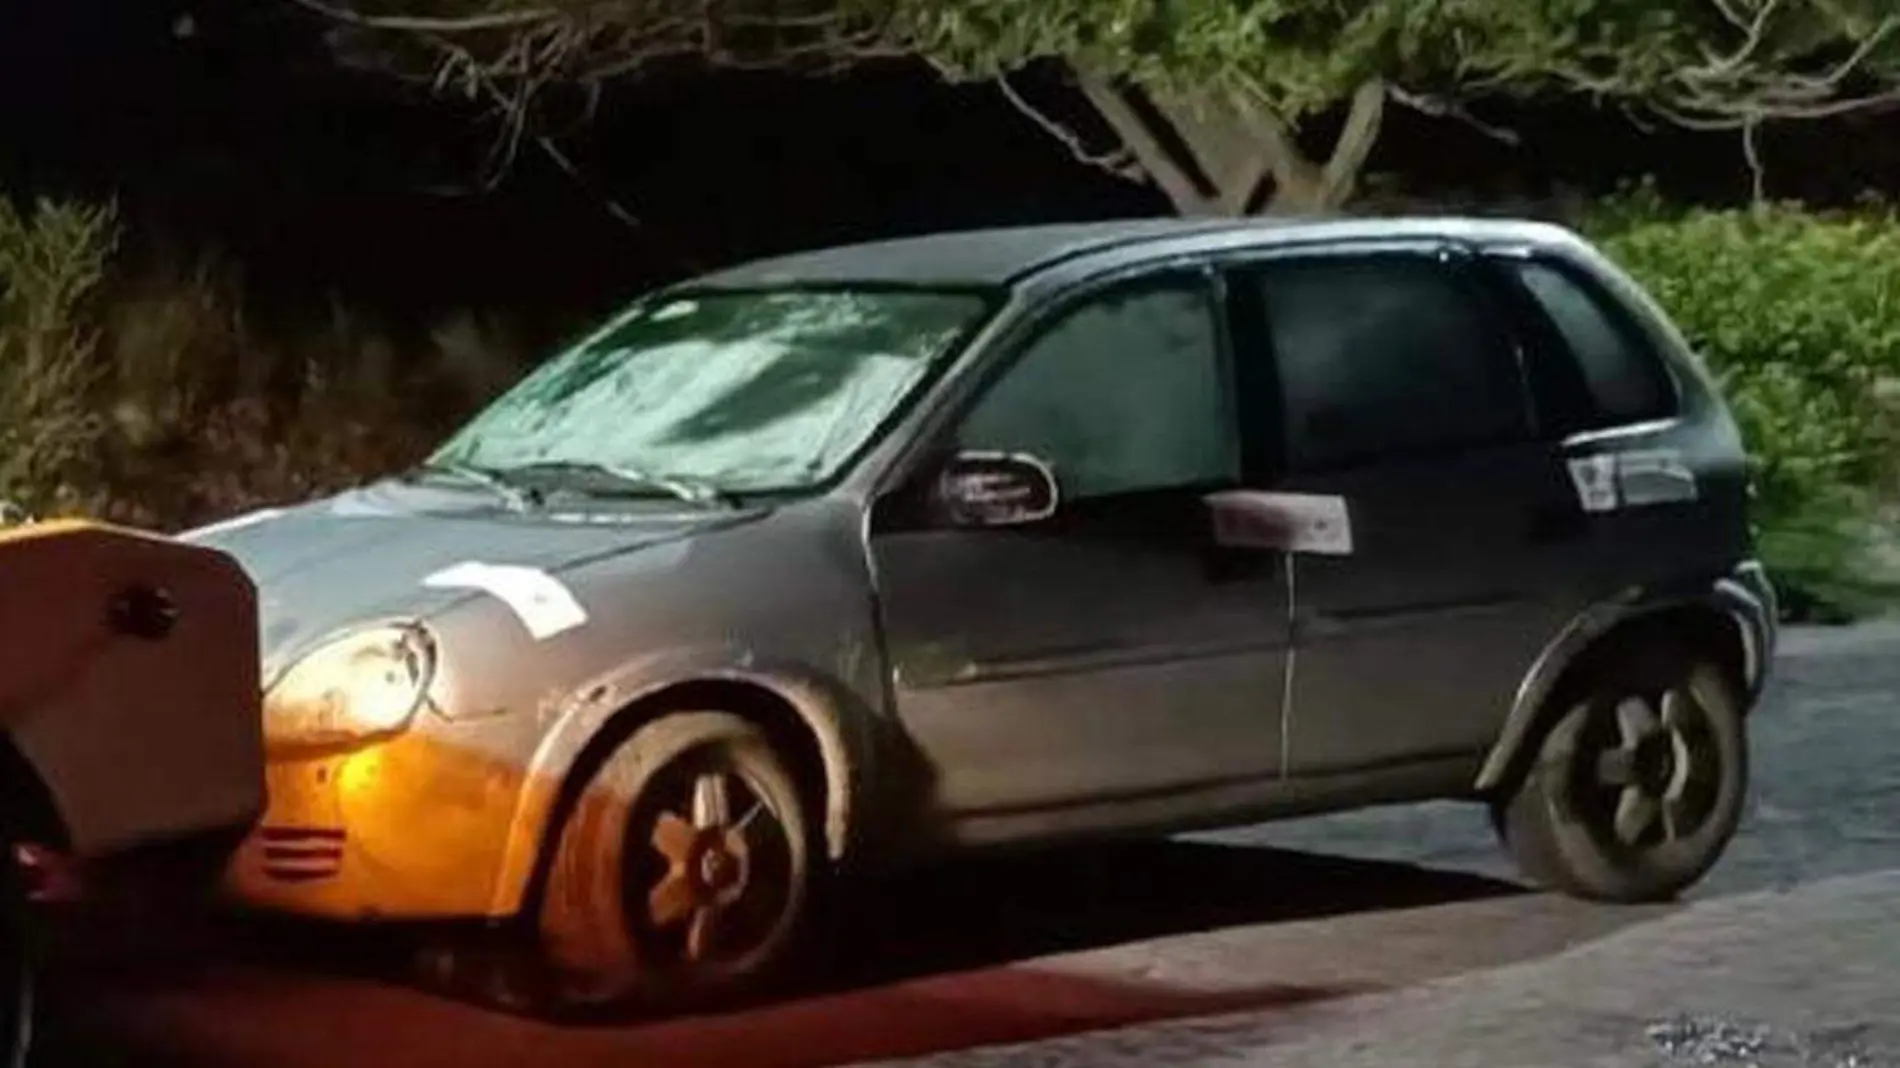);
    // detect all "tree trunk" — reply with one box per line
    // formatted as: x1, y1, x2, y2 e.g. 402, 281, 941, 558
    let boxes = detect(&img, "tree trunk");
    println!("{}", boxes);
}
1070, 70, 1387, 218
